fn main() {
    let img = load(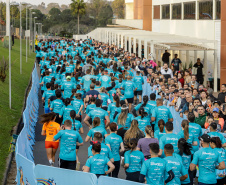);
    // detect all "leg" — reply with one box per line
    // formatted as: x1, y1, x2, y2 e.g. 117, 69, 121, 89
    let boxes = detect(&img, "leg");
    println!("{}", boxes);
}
52, 148, 58, 163
129, 103, 132, 112
111, 161, 120, 178
45, 148, 53, 165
